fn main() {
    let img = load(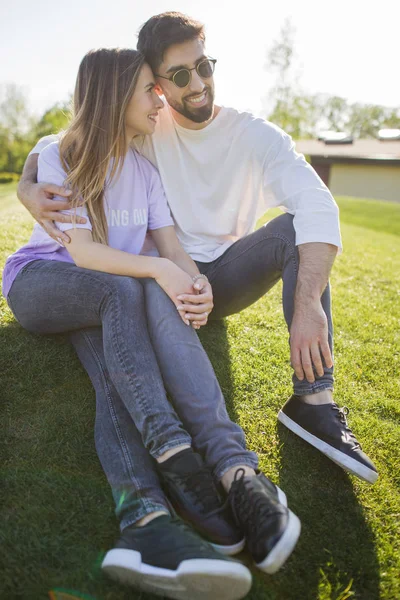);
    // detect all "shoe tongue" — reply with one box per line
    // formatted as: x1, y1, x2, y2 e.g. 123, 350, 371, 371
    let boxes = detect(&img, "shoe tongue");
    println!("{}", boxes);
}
176, 450, 203, 474
161, 448, 203, 475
